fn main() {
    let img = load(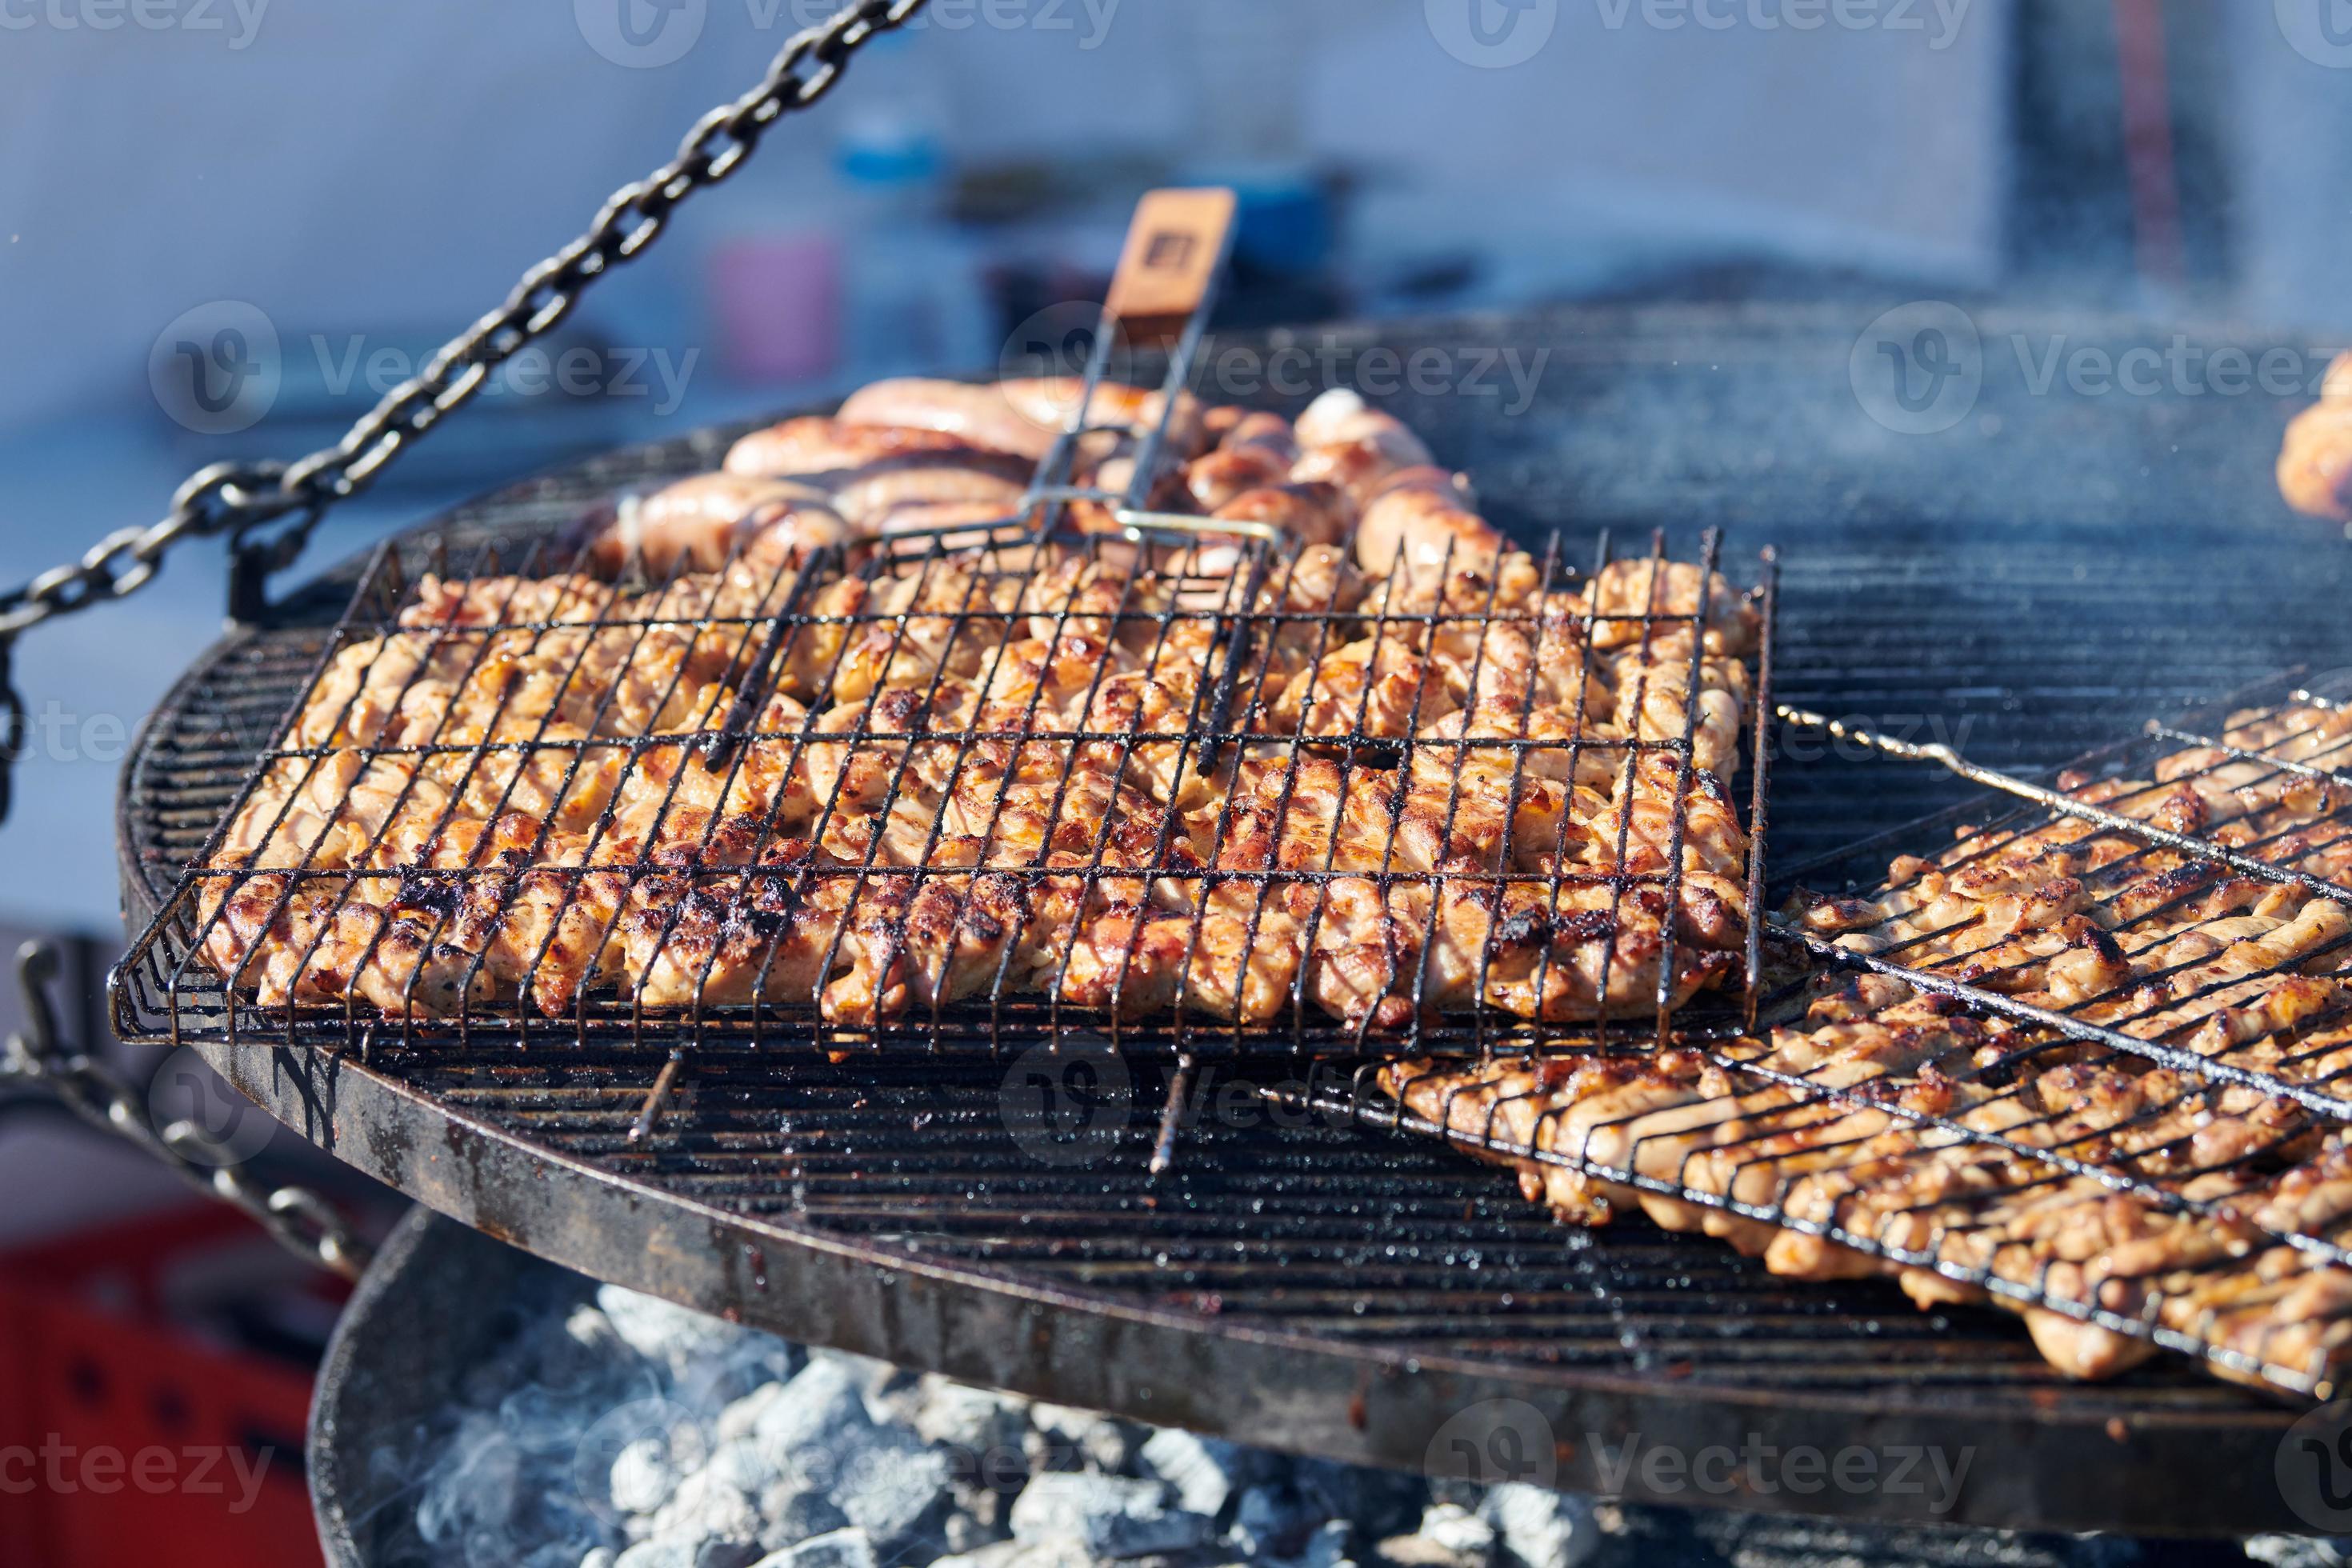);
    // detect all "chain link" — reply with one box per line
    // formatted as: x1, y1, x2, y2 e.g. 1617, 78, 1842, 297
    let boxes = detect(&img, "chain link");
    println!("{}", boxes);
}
0, 0, 934, 1264
0, 0, 928, 648
0, 942, 371, 1278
